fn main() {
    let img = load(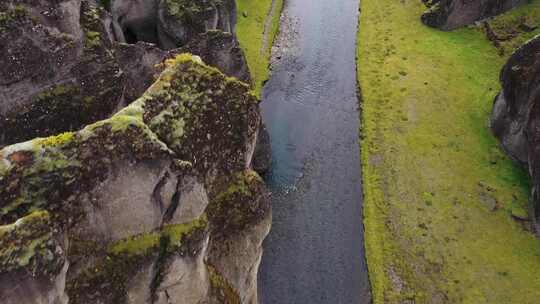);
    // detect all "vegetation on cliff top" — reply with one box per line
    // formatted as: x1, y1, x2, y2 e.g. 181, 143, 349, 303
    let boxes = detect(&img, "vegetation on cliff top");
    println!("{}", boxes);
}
236, 0, 283, 96
0, 53, 256, 226
358, 0, 540, 302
